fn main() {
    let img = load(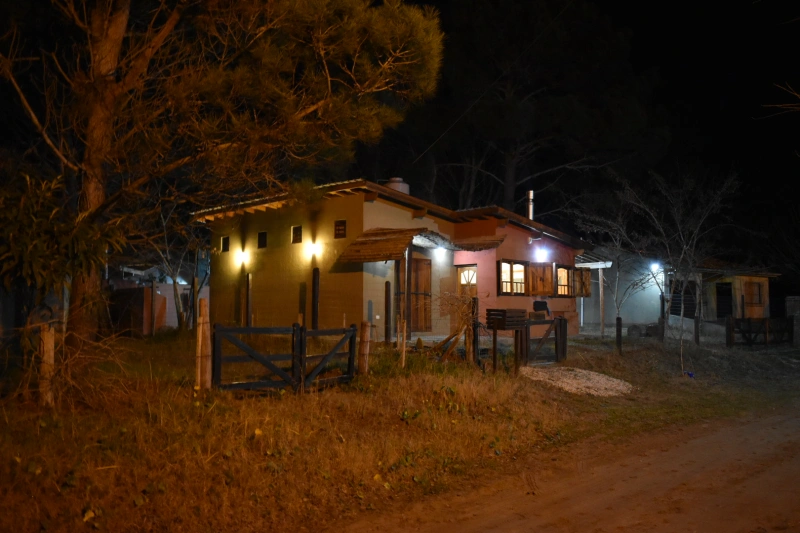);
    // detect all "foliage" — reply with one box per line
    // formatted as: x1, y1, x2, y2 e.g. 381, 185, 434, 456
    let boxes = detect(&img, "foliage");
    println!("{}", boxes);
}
0, 0, 443, 338
0, 174, 122, 302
